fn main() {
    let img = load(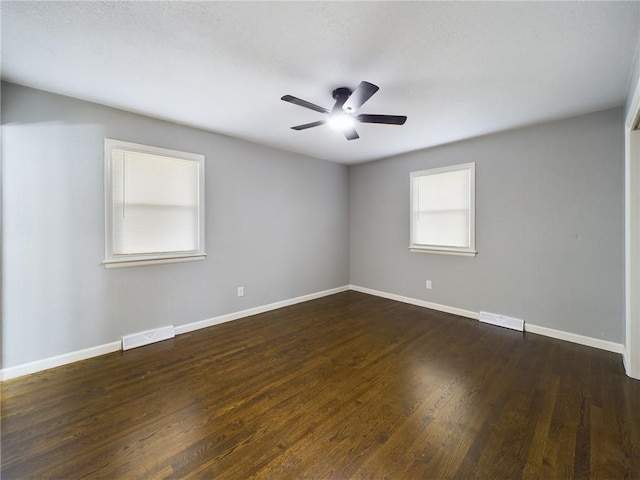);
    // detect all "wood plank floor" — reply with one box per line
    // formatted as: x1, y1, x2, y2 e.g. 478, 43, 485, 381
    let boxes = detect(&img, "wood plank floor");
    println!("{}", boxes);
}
2, 291, 639, 479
